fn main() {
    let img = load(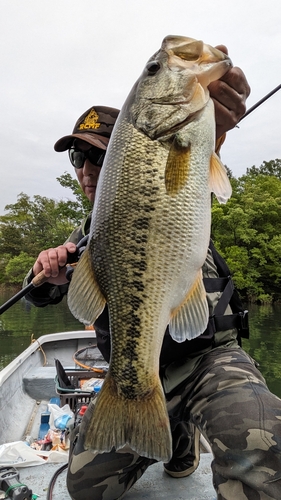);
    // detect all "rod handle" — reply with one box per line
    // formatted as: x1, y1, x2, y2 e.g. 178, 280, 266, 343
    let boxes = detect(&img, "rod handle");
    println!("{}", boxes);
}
31, 270, 50, 287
